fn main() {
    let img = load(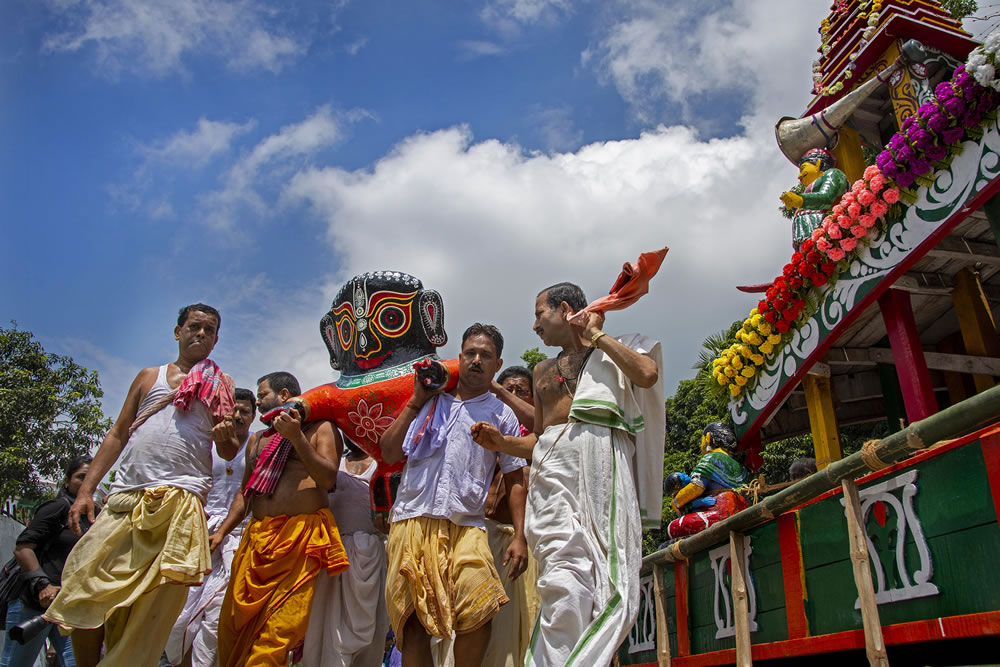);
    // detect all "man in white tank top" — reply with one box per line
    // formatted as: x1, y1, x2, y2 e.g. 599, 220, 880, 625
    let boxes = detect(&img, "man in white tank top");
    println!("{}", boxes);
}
164, 387, 257, 667
44, 304, 241, 667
